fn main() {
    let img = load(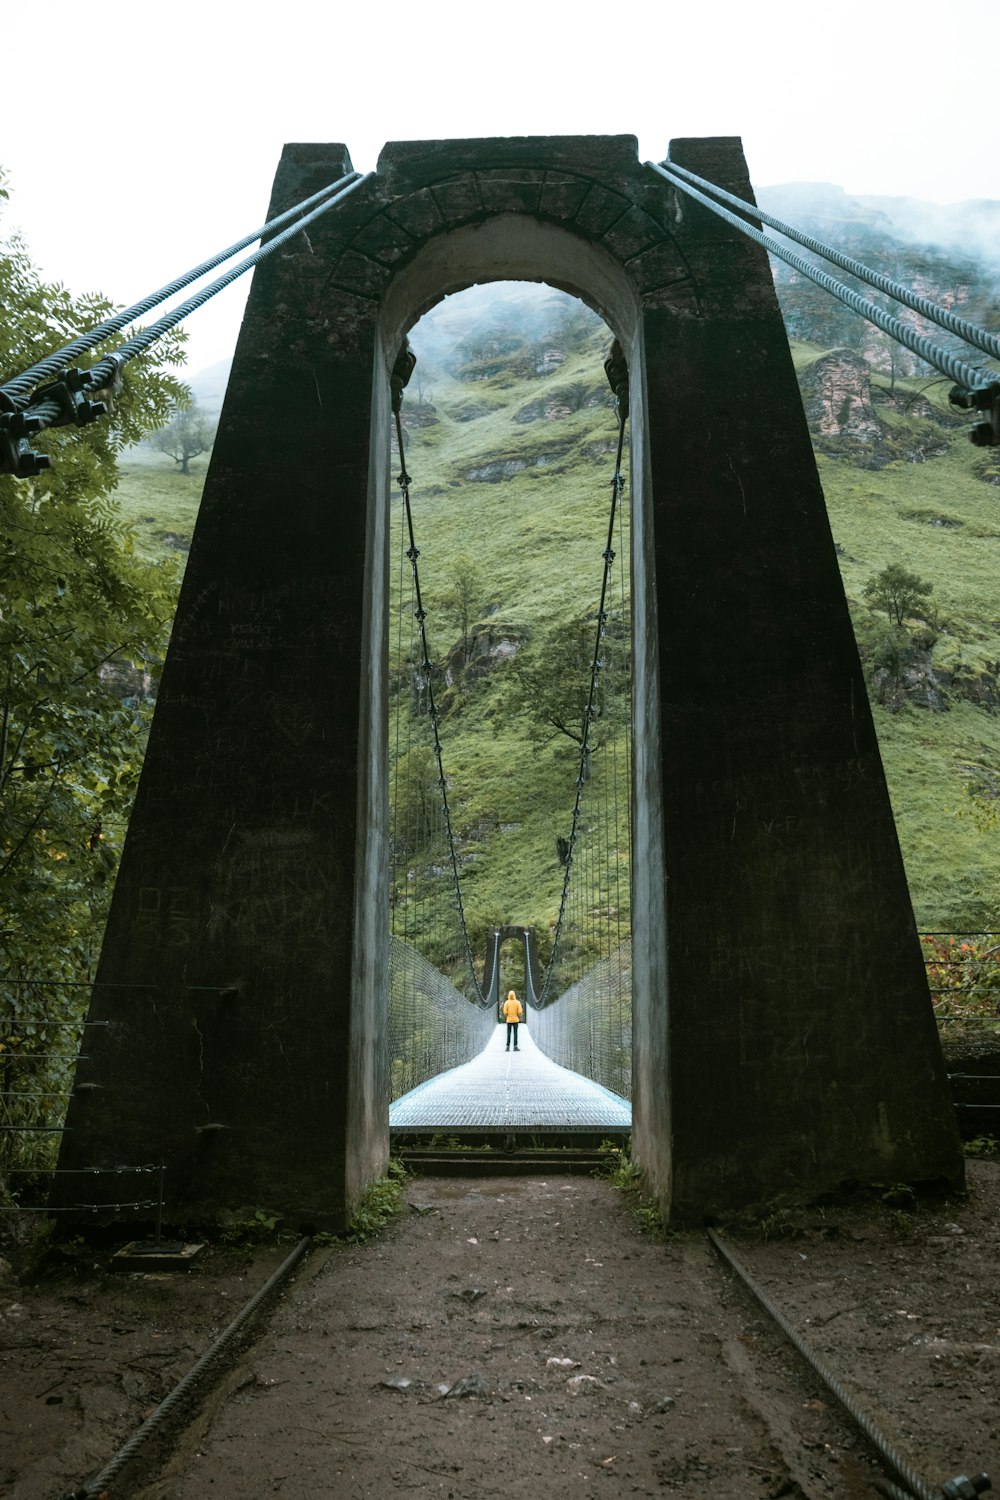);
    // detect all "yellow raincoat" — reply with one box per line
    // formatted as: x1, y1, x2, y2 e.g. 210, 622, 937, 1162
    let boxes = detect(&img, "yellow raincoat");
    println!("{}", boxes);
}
502, 991, 523, 1024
